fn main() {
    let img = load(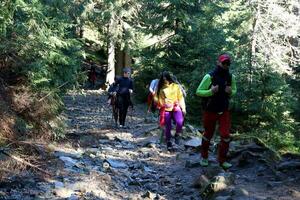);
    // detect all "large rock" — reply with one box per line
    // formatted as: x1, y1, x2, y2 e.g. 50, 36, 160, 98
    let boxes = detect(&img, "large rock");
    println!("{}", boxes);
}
192, 175, 210, 189
184, 137, 202, 148
211, 173, 235, 192
200, 172, 235, 199
277, 161, 300, 171
59, 156, 78, 168
104, 159, 128, 169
